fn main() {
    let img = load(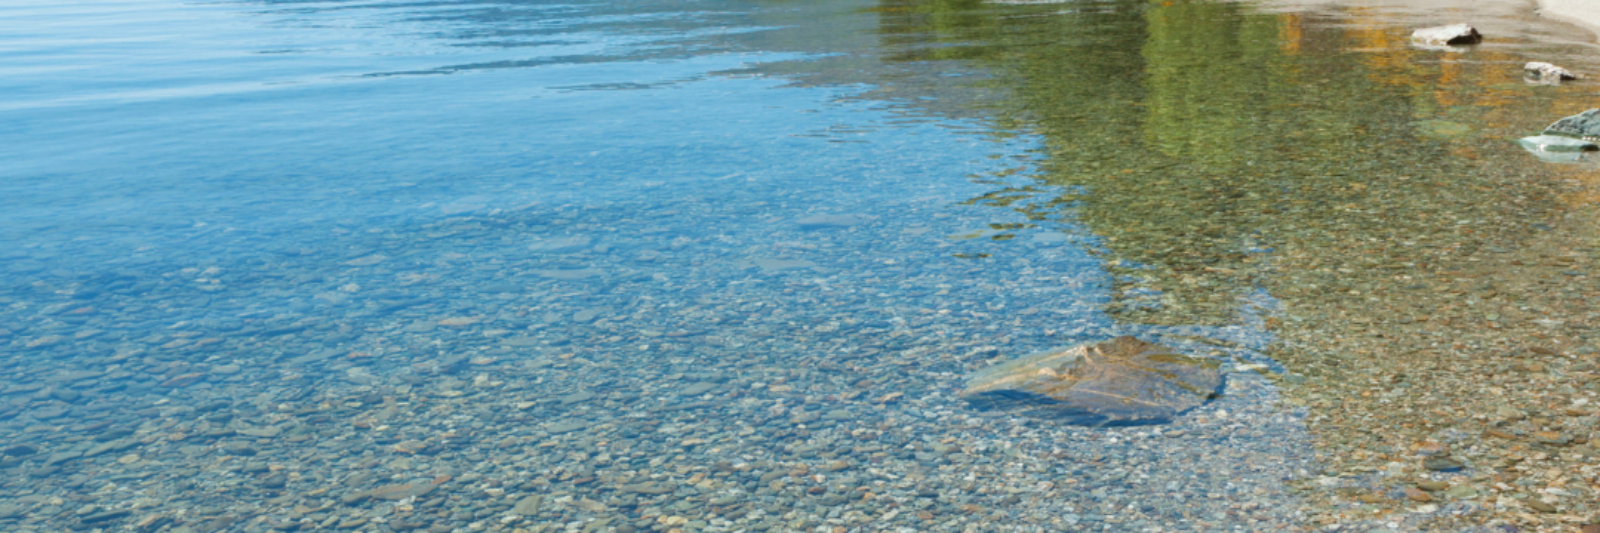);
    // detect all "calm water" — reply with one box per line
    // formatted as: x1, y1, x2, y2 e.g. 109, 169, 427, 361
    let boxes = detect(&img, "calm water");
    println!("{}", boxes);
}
2, 0, 1597, 531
